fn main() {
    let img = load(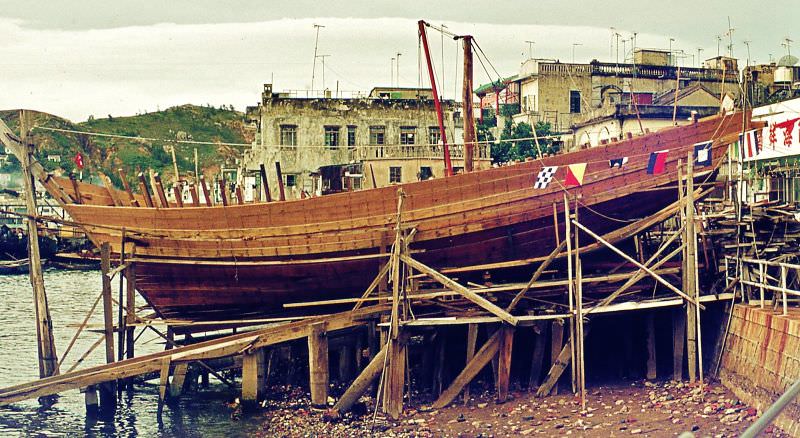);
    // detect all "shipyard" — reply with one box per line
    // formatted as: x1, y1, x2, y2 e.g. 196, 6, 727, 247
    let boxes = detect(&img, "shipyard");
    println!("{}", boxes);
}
1, 2, 800, 437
